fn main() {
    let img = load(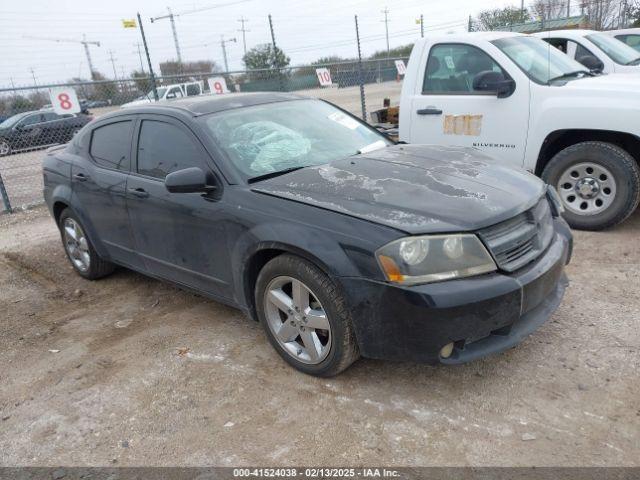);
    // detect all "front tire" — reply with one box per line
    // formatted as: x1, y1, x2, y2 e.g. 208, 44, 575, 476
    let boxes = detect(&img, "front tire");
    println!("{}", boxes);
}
0, 139, 11, 156
541, 141, 640, 230
58, 208, 115, 280
255, 254, 359, 377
